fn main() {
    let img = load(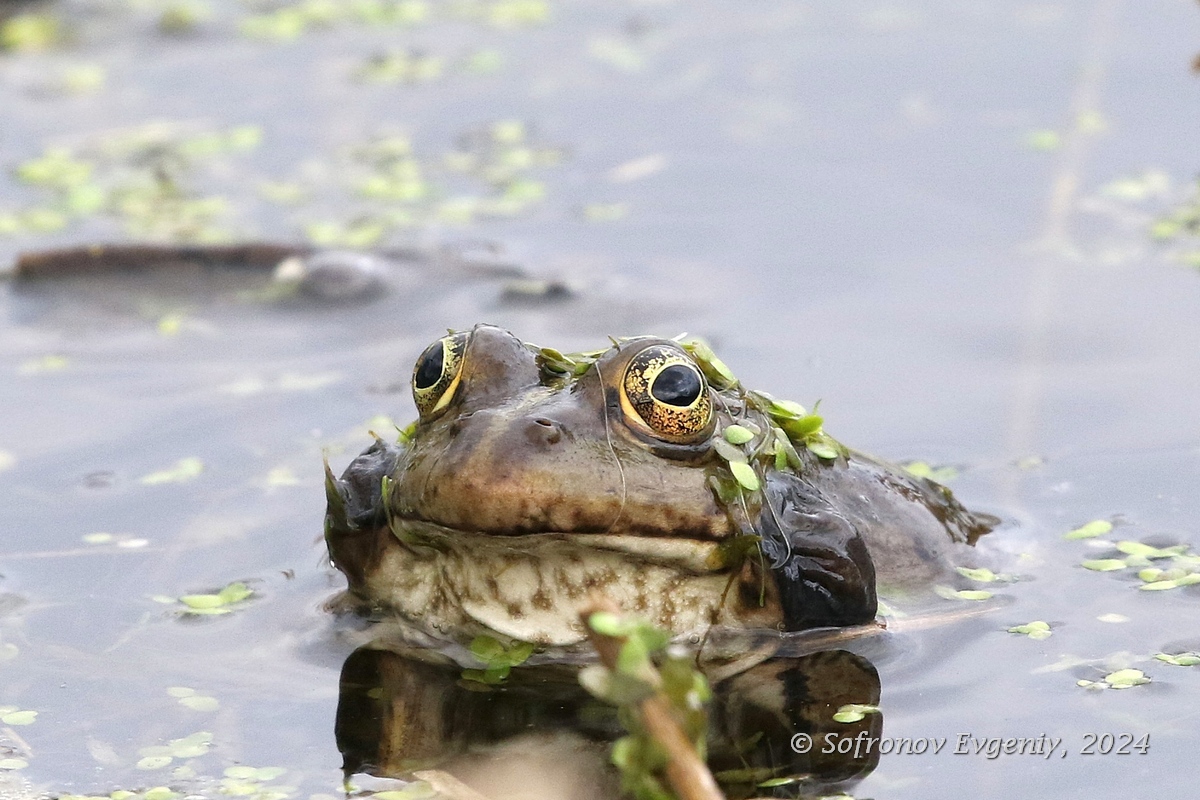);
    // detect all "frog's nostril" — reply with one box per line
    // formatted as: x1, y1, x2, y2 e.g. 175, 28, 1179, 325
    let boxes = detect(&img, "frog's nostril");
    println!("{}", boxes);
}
529, 417, 562, 445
